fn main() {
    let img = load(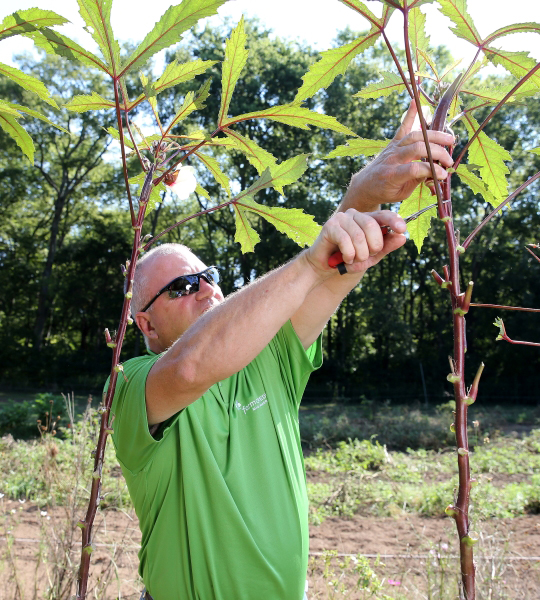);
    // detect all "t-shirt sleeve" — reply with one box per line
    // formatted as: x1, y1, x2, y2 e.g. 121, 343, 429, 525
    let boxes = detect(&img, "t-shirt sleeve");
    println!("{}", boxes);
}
107, 354, 179, 475
265, 320, 323, 408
